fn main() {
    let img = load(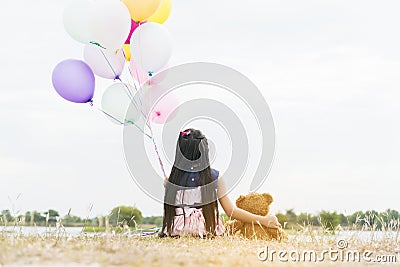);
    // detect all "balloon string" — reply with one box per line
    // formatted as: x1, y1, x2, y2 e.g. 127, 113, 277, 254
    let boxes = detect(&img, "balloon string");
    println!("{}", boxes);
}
137, 33, 146, 84
120, 44, 142, 92
88, 100, 152, 139
148, 123, 167, 179
132, 61, 143, 86
98, 50, 148, 130
121, 57, 167, 180
99, 49, 119, 81
97, 47, 135, 102
126, 64, 147, 118
90, 41, 106, 49
123, 64, 145, 110
93, 93, 166, 178
122, 41, 146, 118
98, 50, 147, 128
121, 47, 135, 90
115, 77, 151, 131
127, 64, 140, 92
97, 45, 167, 179
122, 47, 146, 114
127, 121, 152, 139
131, 79, 167, 178
121, 46, 140, 91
